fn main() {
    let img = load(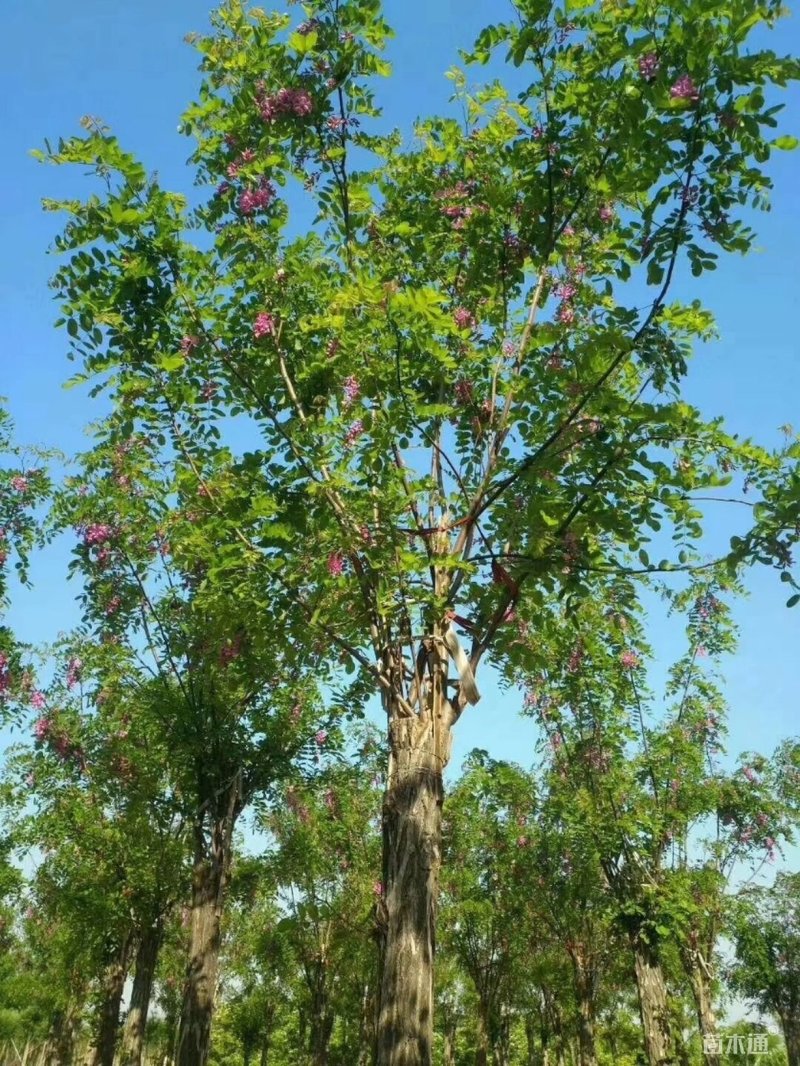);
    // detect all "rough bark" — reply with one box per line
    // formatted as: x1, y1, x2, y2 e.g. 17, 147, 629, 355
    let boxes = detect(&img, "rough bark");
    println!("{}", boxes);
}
119, 918, 165, 1066
571, 958, 597, 1066
630, 938, 675, 1066
475, 1009, 490, 1066
176, 776, 242, 1066
442, 1015, 457, 1066
308, 981, 334, 1066
781, 1015, 800, 1066
42, 1005, 80, 1066
686, 959, 720, 1066
92, 935, 133, 1066
258, 1035, 271, 1066
375, 706, 451, 1066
